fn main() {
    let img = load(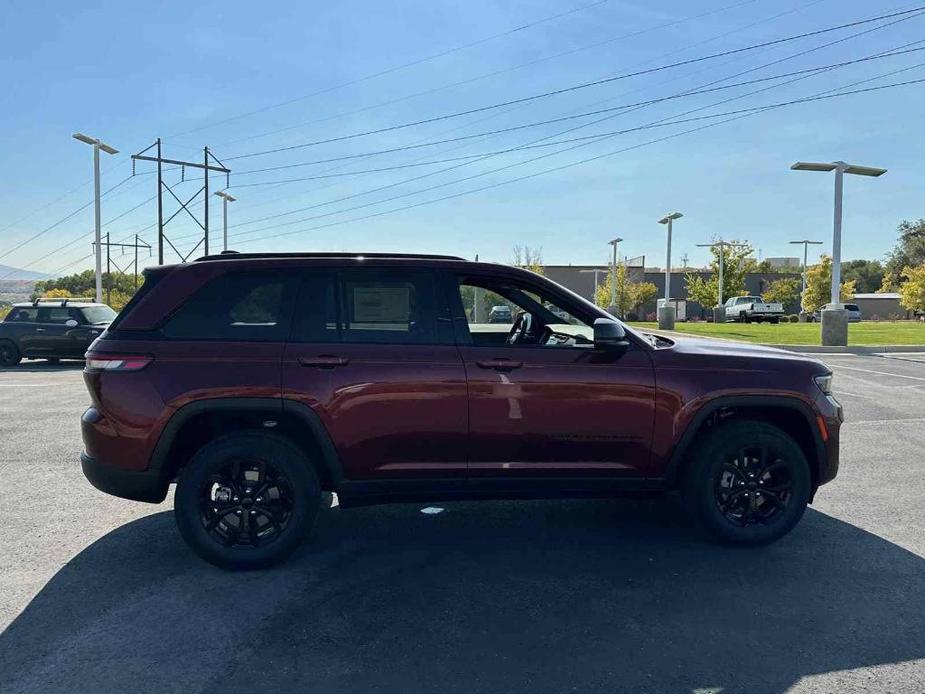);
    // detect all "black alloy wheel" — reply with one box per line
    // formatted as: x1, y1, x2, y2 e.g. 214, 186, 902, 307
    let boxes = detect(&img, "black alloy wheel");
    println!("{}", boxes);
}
715, 444, 794, 528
